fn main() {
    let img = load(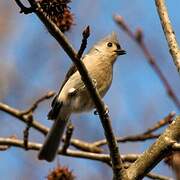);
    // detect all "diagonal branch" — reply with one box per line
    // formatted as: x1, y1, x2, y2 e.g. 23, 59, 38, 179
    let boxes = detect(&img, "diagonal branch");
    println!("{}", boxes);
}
126, 115, 180, 180
114, 15, 180, 109
93, 112, 174, 147
155, 0, 180, 73
14, 0, 126, 179
20, 91, 55, 115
